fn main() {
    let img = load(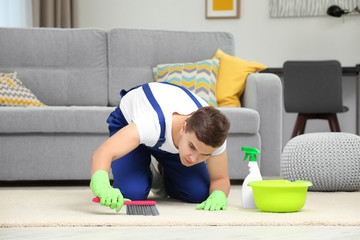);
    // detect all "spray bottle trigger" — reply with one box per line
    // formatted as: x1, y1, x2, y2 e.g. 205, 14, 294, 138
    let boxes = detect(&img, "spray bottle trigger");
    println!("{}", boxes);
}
241, 147, 260, 162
